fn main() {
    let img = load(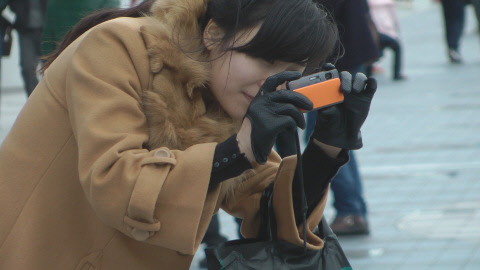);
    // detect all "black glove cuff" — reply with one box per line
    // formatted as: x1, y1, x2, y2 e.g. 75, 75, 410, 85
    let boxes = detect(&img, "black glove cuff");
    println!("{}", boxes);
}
312, 131, 363, 150
292, 139, 349, 225
209, 134, 253, 191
